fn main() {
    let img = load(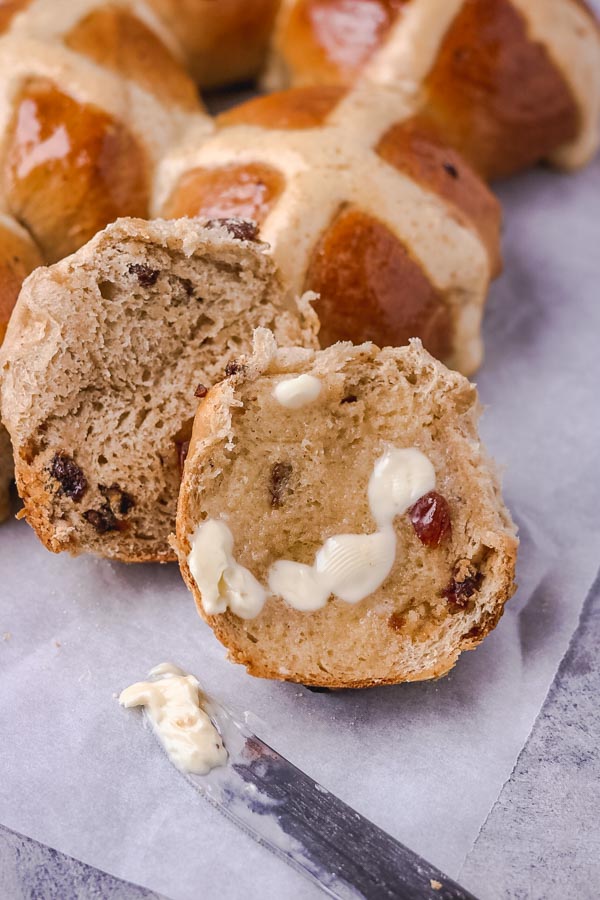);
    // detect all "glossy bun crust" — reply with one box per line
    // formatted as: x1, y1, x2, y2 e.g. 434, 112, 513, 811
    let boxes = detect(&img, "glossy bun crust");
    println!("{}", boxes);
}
159, 86, 501, 375
0, 0, 597, 356
0, 2, 208, 266
146, 0, 281, 87
268, 0, 600, 178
